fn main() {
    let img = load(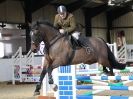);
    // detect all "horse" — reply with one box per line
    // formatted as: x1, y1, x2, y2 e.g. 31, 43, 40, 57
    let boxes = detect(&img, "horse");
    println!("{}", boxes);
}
30, 20, 126, 96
